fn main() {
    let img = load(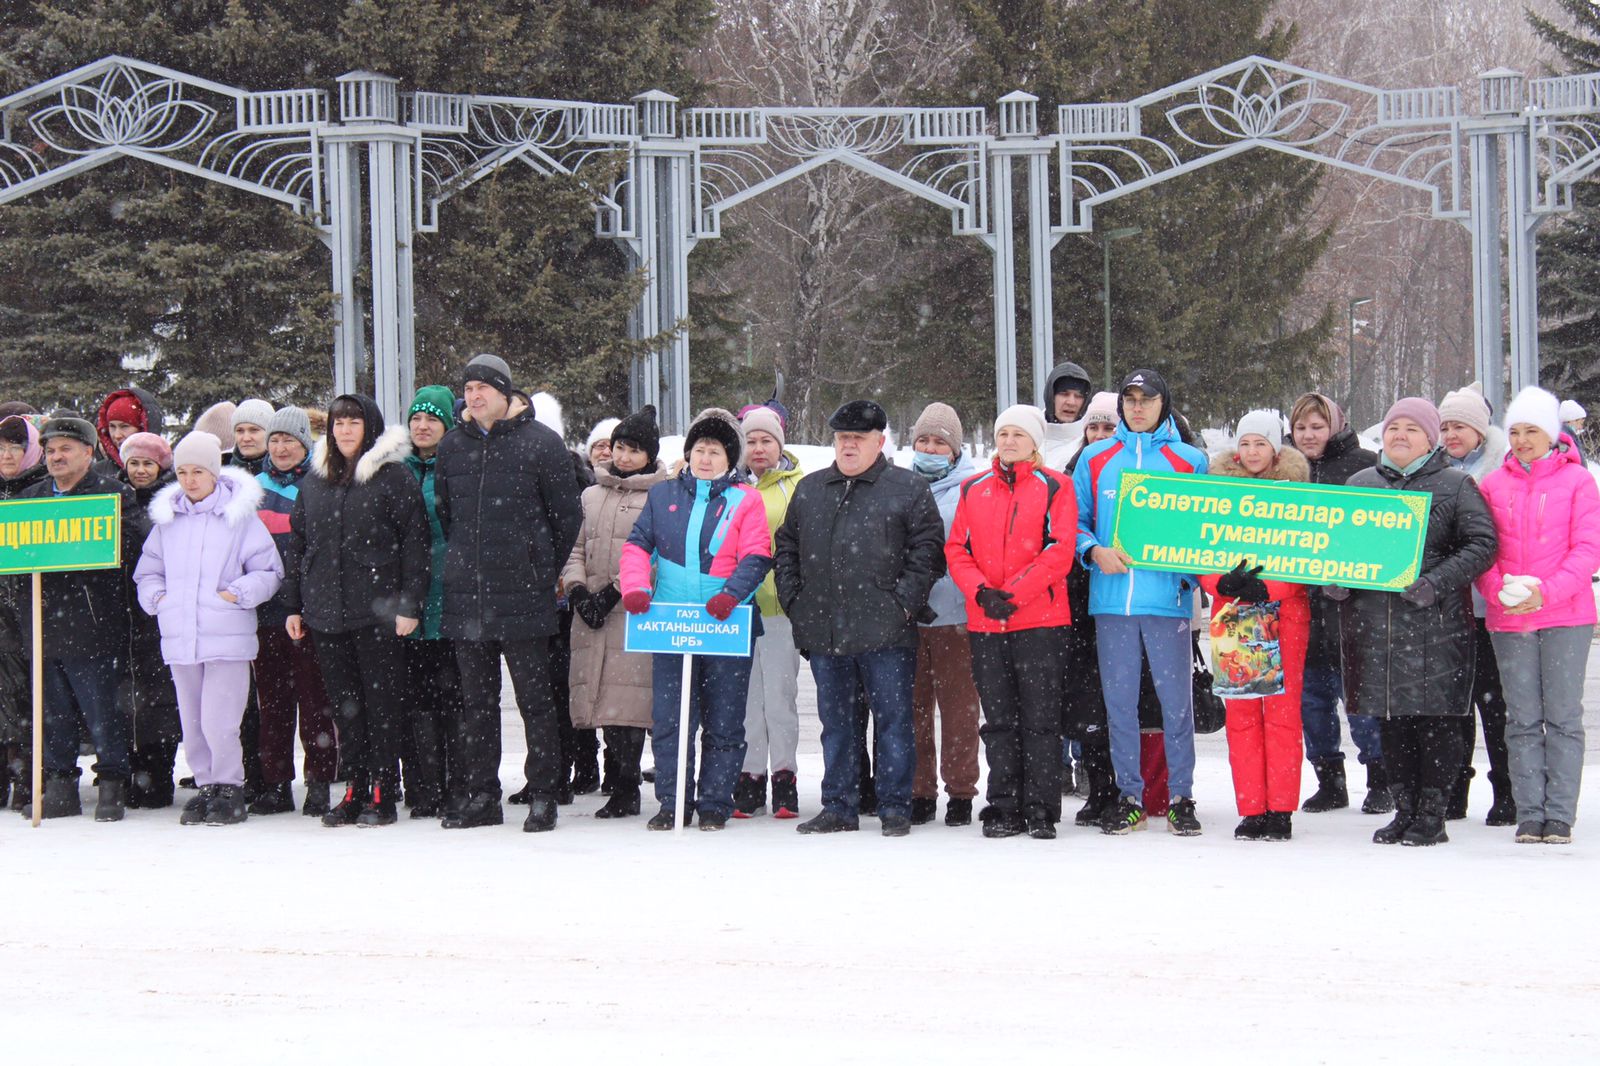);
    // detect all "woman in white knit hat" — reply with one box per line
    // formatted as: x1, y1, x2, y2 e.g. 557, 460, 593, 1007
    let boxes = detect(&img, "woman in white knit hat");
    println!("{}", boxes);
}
1199, 411, 1312, 841
1475, 386, 1600, 844
1435, 381, 1514, 826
